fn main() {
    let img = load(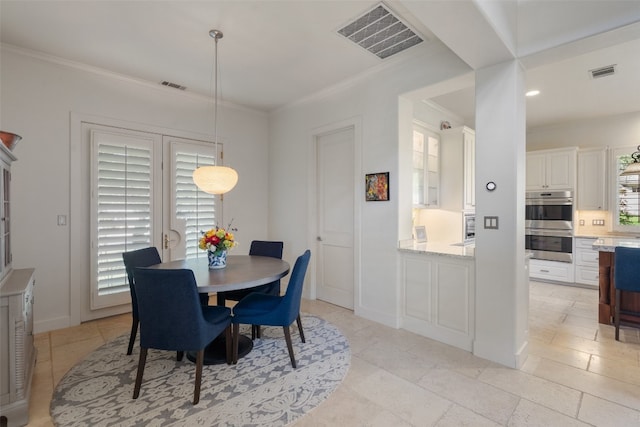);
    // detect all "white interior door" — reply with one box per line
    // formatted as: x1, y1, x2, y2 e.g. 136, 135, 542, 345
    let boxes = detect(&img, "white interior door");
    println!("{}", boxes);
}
316, 126, 355, 309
